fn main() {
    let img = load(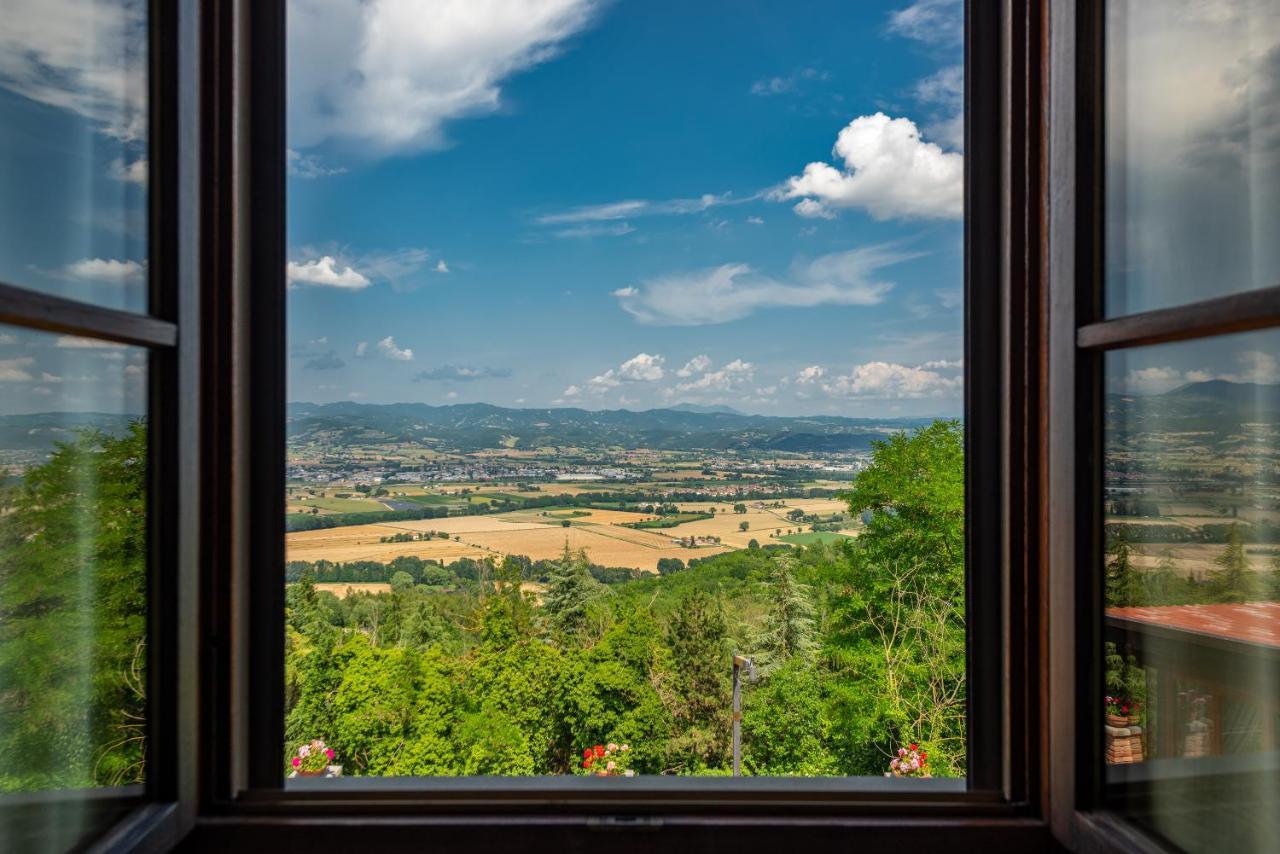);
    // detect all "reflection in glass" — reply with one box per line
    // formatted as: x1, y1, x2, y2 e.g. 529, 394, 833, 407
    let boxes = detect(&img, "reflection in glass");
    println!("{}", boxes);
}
1103, 331, 1280, 851
0, 0, 148, 311
1106, 0, 1280, 316
0, 326, 148, 851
